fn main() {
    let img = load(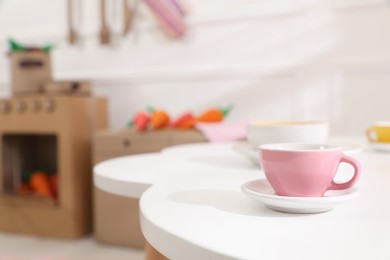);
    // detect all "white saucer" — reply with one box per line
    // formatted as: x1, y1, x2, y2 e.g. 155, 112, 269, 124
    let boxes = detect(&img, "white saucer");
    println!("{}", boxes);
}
367, 142, 390, 152
241, 179, 359, 214
231, 142, 259, 166
232, 141, 362, 167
